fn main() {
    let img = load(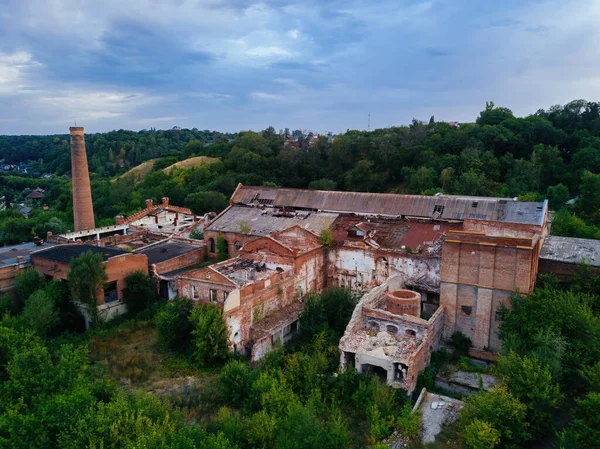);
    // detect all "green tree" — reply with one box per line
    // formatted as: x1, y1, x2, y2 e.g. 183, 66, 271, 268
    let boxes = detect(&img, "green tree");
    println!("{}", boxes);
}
308, 178, 337, 191
155, 298, 194, 353
12, 269, 45, 314
559, 393, 600, 449
20, 290, 59, 337
216, 234, 229, 262
462, 419, 501, 449
546, 184, 570, 209
122, 270, 156, 317
189, 303, 229, 366
67, 251, 108, 327
458, 386, 530, 448
496, 352, 562, 437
